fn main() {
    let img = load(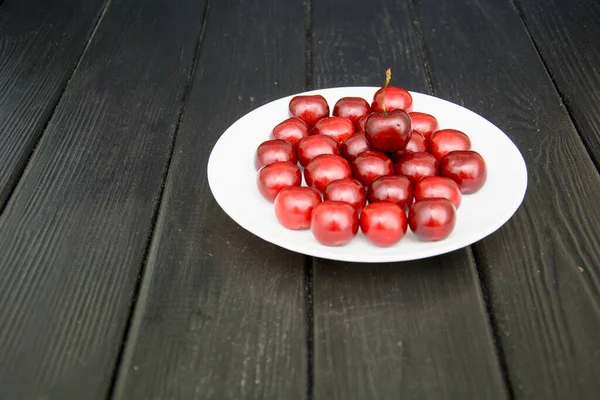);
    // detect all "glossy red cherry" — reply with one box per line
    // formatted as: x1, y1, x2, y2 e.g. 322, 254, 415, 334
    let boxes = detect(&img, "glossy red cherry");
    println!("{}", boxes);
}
364, 70, 413, 152
297, 134, 340, 167
323, 178, 367, 213
367, 175, 413, 210
271, 117, 310, 148
360, 202, 408, 247
414, 176, 462, 209
406, 131, 428, 153
254, 139, 297, 170
351, 151, 394, 187
274, 186, 322, 229
394, 152, 438, 184
428, 129, 471, 160
440, 150, 487, 194
390, 131, 427, 161
311, 201, 359, 246
372, 87, 412, 113
289, 94, 330, 127
304, 154, 352, 192
333, 97, 371, 131
357, 114, 369, 131
365, 109, 412, 152
409, 112, 438, 140
256, 161, 302, 201
408, 198, 456, 241
341, 132, 371, 163
312, 116, 355, 144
